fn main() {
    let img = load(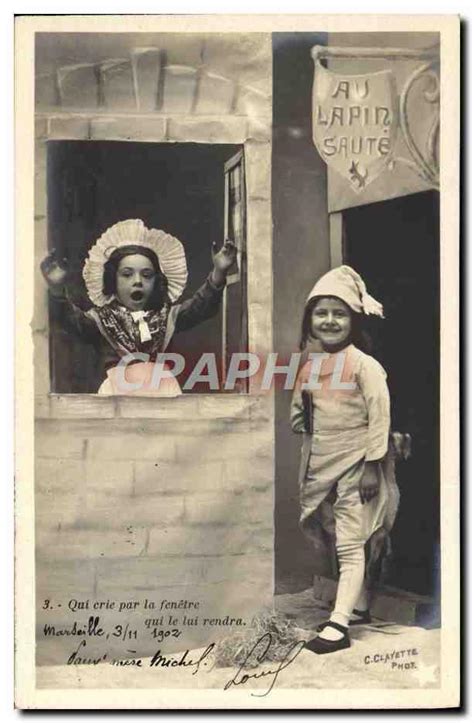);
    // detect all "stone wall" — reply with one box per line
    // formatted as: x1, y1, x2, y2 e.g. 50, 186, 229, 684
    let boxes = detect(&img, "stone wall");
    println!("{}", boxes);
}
35, 395, 273, 664
34, 32, 274, 666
